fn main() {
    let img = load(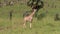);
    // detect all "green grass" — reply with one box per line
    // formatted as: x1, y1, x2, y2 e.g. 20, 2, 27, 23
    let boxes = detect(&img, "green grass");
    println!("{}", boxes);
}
0, 0, 60, 34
